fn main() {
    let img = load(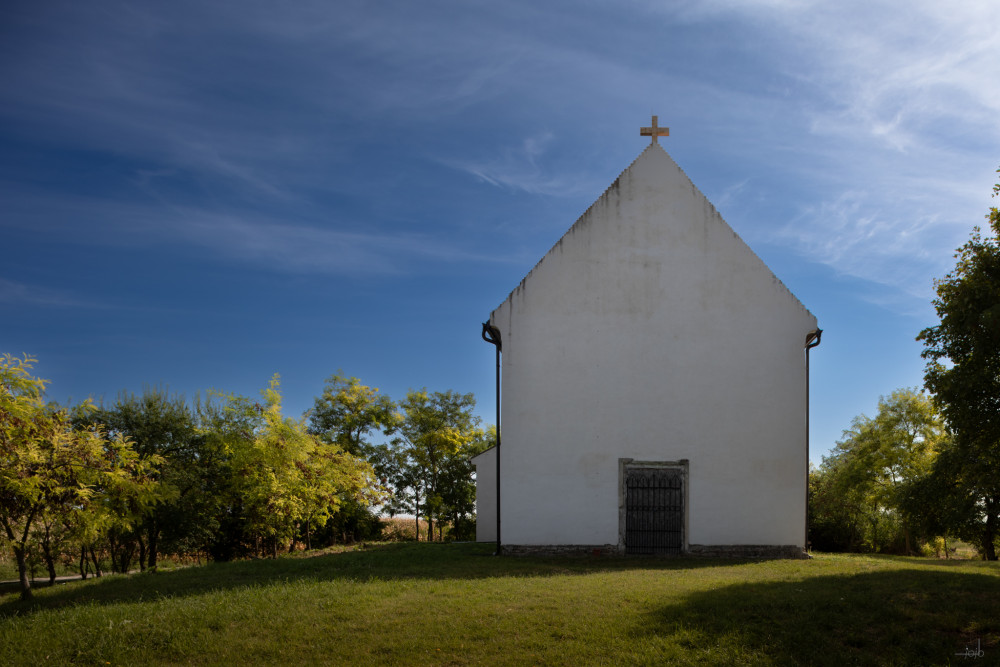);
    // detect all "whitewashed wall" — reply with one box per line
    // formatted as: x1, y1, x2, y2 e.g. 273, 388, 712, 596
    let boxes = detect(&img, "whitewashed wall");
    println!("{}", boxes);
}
471, 448, 497, 542
487, 145, 817, 550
